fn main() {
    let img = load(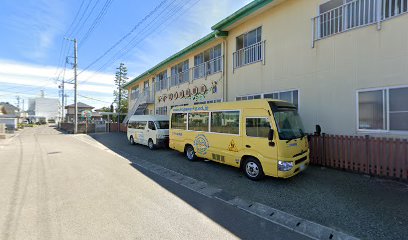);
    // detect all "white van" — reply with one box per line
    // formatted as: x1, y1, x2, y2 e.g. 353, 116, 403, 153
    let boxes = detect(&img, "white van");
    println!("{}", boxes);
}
127, 115, 169, 149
